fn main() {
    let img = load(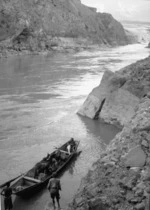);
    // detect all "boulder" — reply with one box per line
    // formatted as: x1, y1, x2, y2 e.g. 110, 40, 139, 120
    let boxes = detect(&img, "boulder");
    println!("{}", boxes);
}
78, 69, 139, 126
100, 88, 139, 126
77, 70, 127, 119
77, 94, 102, 119
78, 56, 150, 127
123, 146, 146, 167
